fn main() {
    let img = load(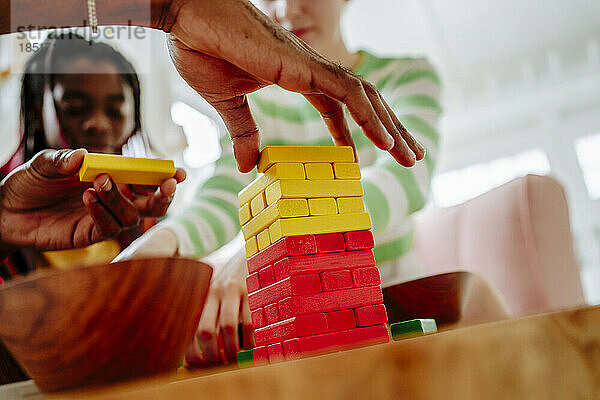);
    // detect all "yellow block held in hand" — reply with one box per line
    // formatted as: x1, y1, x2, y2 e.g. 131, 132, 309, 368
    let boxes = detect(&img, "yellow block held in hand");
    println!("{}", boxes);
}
79, 153, 176, 186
